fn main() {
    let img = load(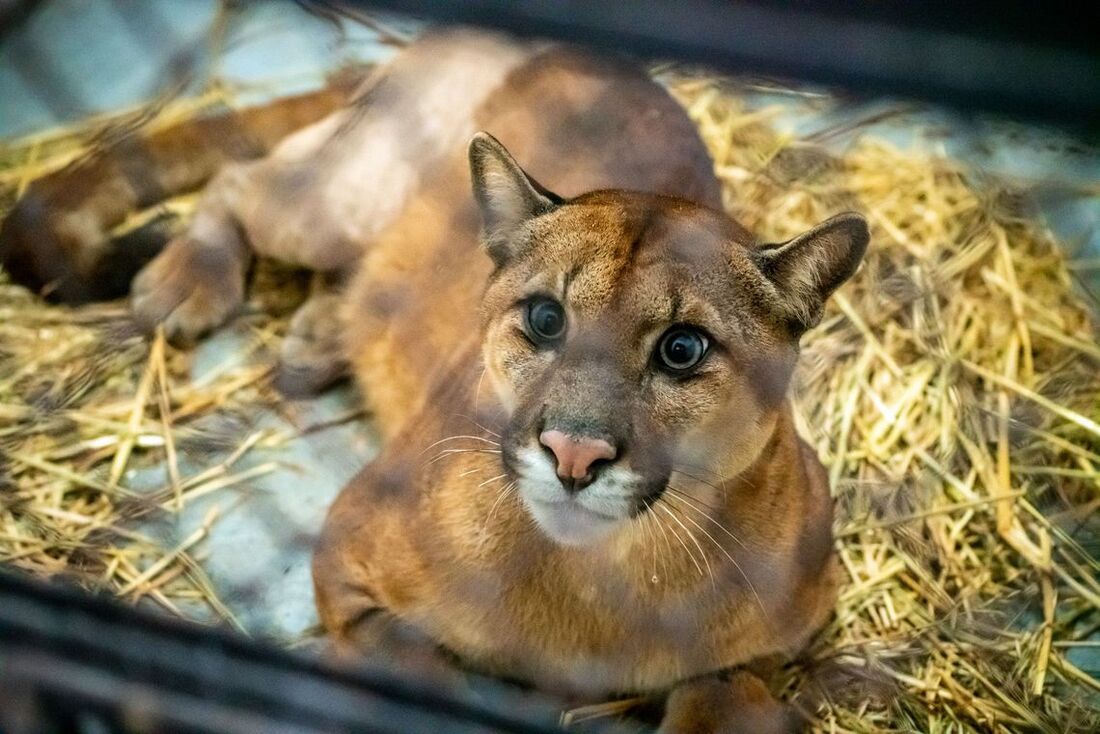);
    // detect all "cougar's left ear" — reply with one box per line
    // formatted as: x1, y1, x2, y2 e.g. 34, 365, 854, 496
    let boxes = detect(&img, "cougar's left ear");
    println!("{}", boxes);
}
754, 212, 869, 334
469, 132, 561, 266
